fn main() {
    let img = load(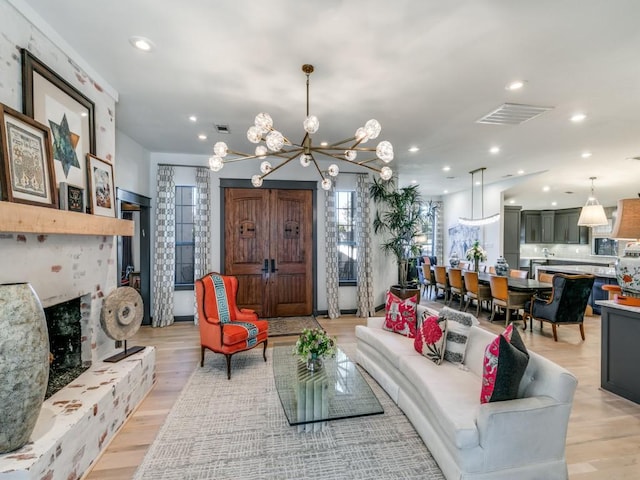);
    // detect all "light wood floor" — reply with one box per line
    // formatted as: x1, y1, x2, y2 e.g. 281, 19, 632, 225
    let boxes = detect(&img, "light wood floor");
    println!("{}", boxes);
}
86, 299, 640, 479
